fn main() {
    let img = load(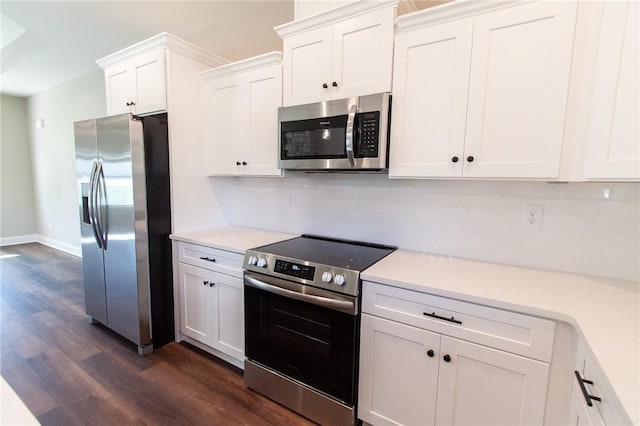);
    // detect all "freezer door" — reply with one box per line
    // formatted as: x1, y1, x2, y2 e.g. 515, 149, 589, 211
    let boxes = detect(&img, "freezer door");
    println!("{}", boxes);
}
74, 119, 108, 325
96, 114, 150, 347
